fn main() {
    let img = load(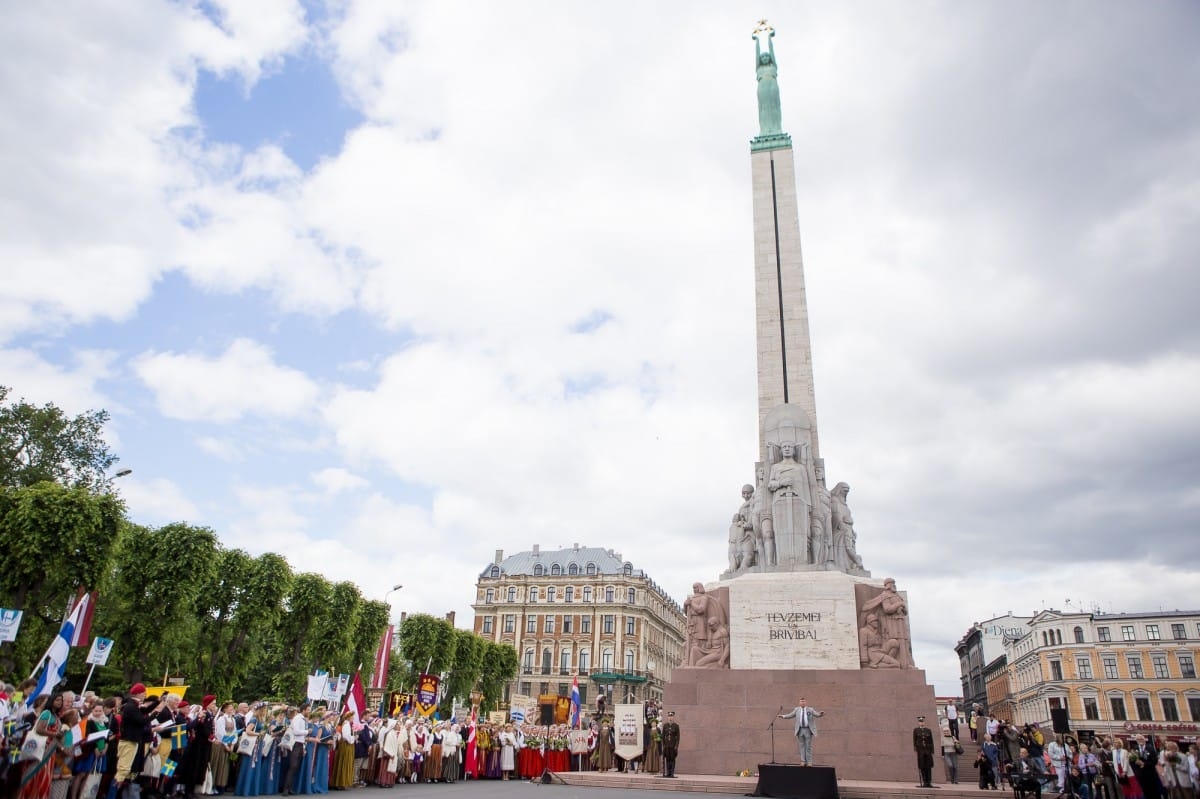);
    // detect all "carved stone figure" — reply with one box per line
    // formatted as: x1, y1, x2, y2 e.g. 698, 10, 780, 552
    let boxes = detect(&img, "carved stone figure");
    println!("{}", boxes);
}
810, 459, 833, 567
858, 612, 901, 669
767, 440, 812, 564
750, 465, 775, 567
682, 583, 730, 668
728, 484, 756, 573
694, 617, 730, 669
859, 578, 914, 668
753, 29, 782, 137
830, 482, 863, 571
